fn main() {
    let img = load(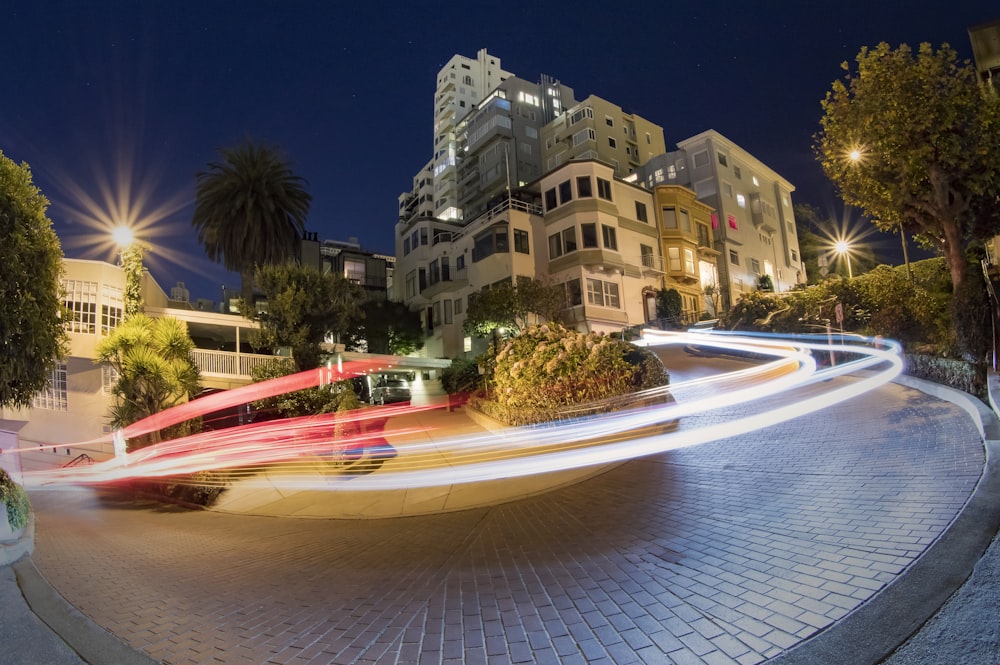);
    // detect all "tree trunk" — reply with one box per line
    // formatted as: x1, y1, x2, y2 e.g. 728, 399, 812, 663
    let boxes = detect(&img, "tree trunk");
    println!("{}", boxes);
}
940, 218, 967, 292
